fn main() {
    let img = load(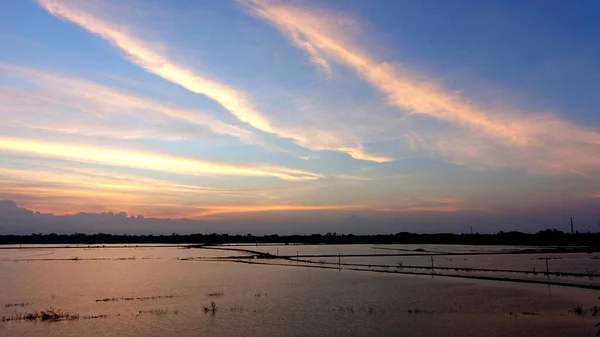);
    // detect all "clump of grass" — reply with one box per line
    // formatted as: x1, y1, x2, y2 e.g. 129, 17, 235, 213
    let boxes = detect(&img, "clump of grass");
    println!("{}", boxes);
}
138, 308, 169, 316
254, 292, 267, 297
204, 301, 218, 314
96, 297, 118, 302
206, 292, 224, 297
407, 308, 433, 314
569, 305, 600, 317
96, 295, 174, 302
1, 309, 79, 322
229, 306, 245, 312
335, 305, 375, 314
4, 303, 29, 308
82, 314, 109, 319
571, 304, 585, 316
